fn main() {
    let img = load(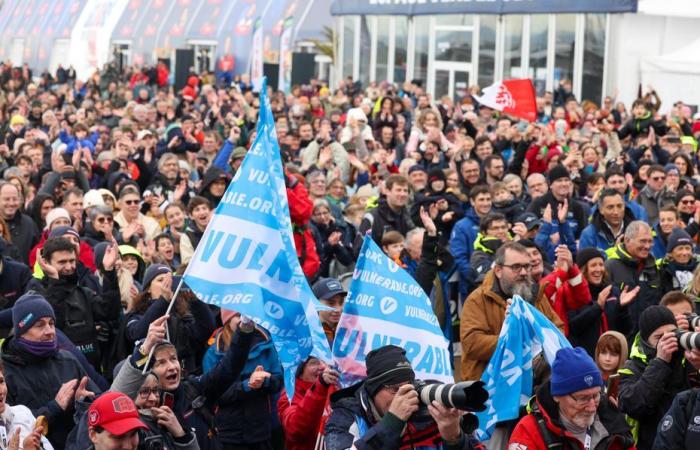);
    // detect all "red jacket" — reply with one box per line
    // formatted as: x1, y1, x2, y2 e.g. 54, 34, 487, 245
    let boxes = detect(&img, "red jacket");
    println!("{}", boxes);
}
287, 177, 320, 279
541, 265, 591, 335
509, 383, 636, 450
278, 378, 335, 450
